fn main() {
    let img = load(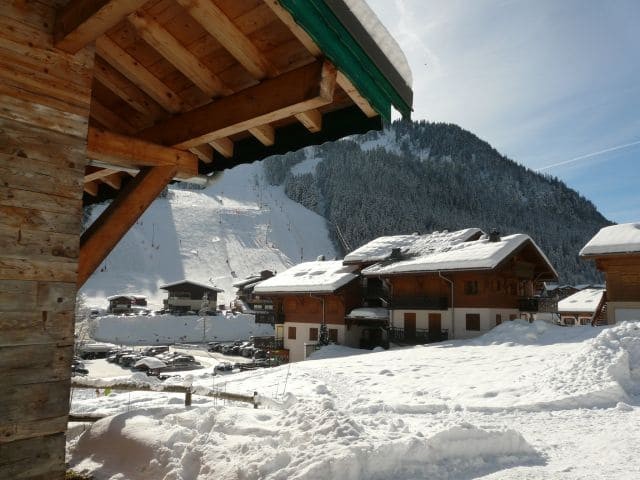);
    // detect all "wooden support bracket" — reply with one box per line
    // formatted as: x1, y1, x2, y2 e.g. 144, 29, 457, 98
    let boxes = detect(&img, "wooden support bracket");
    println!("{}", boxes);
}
77, 165, 177, 287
